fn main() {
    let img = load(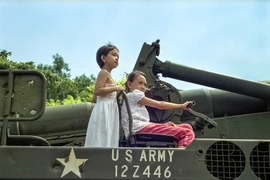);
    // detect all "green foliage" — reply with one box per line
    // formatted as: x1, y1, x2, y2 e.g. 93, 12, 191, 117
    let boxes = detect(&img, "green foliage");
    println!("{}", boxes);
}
52, 53, 71, 78
0, 57, 36, 70
115, 74, 127, 87
0, 49, 127, 107
0, 49, 12, 58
